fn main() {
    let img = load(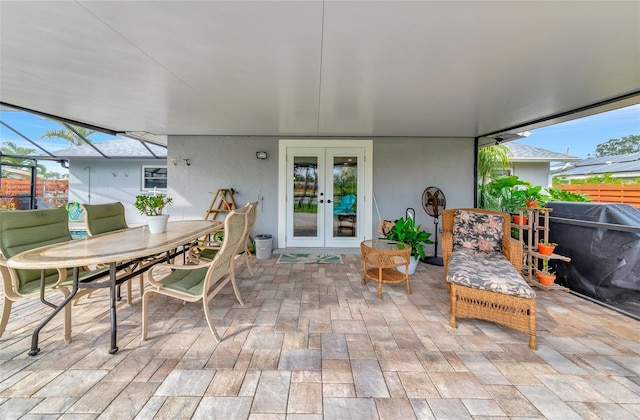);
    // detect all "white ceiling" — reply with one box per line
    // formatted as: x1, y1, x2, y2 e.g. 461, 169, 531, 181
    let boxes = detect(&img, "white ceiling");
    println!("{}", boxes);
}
1, 1, 639, 140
